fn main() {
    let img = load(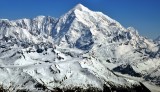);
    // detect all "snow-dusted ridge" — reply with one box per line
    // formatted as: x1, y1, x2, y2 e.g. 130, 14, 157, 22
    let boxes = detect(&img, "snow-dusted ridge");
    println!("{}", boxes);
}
155, 36, 160, 44
0, 4, 159, 92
